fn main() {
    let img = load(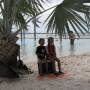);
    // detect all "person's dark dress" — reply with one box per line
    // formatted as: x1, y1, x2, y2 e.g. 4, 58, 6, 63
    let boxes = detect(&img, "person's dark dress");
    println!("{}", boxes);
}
36, 46, 46, 60
36, 46, 47, 74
